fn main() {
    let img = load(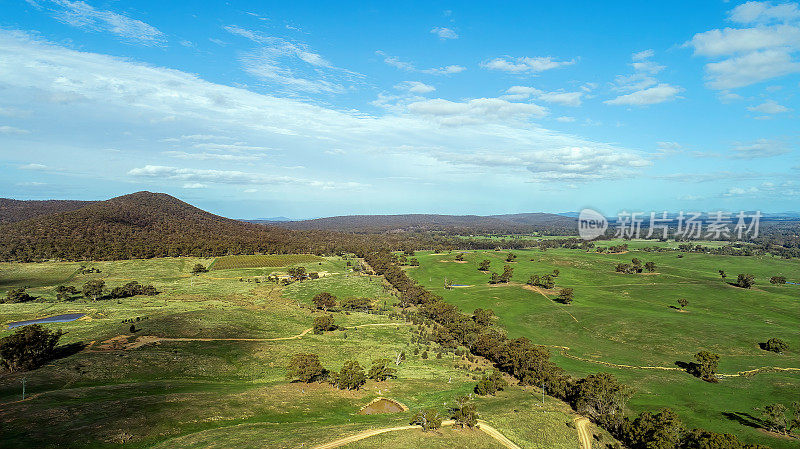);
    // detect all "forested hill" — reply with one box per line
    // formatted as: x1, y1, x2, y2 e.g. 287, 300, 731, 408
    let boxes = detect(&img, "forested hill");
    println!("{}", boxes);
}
259, 212, 577, 234
0, 191, 427, 261
0, 198, 97, 224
